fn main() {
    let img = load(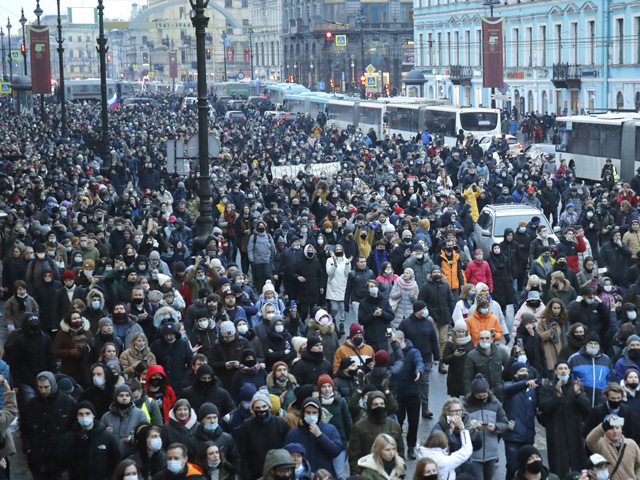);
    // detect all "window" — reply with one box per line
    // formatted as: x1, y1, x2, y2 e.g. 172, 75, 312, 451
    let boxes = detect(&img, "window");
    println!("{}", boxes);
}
419, 33, 424, 66
617, 18, 624, 64
386, 106, 419, 131
476, 29, 482, 66
539, 25, 546, 66
617, 92, 624, 109
526, 27, 532, 67
460, 112, 499, 131
447, 32, 451, 65
400, 5, 413, 22
454, 31, 459, 65
588, 21, 596, 65
513, 27, 520, 67
424, 108, 457, 137
225, 0, 232, 8
636, 92, 640, 112
364, 4, 388, 23
464, 30, 470, 66
242, 0, 248, 6
570, 22, 578, 64
554, 24, 562, 64
564, 122, 622, 158
428, 32, 434, 66
437, 32, 442, 65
